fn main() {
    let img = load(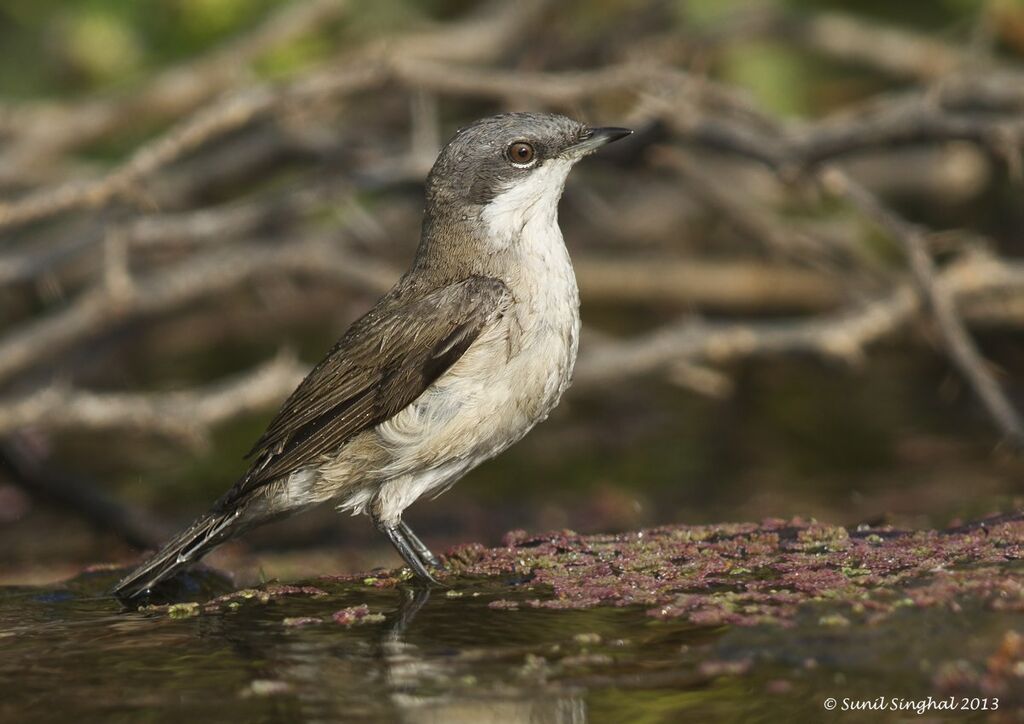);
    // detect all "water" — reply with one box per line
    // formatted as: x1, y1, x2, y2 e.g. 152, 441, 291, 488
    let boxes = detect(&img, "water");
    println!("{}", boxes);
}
2, 561, 1019, 723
